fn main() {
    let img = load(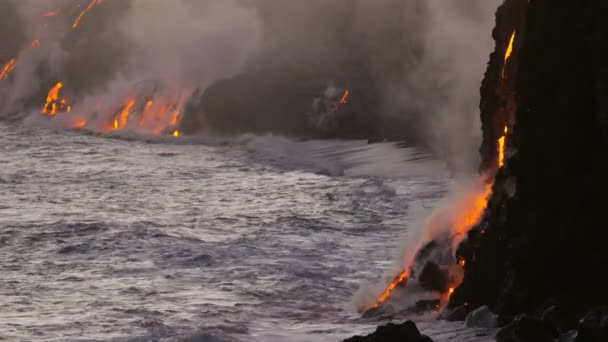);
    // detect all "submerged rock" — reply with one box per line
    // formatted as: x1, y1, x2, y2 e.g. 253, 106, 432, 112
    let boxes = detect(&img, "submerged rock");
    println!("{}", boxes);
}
342, 321, 433, 342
